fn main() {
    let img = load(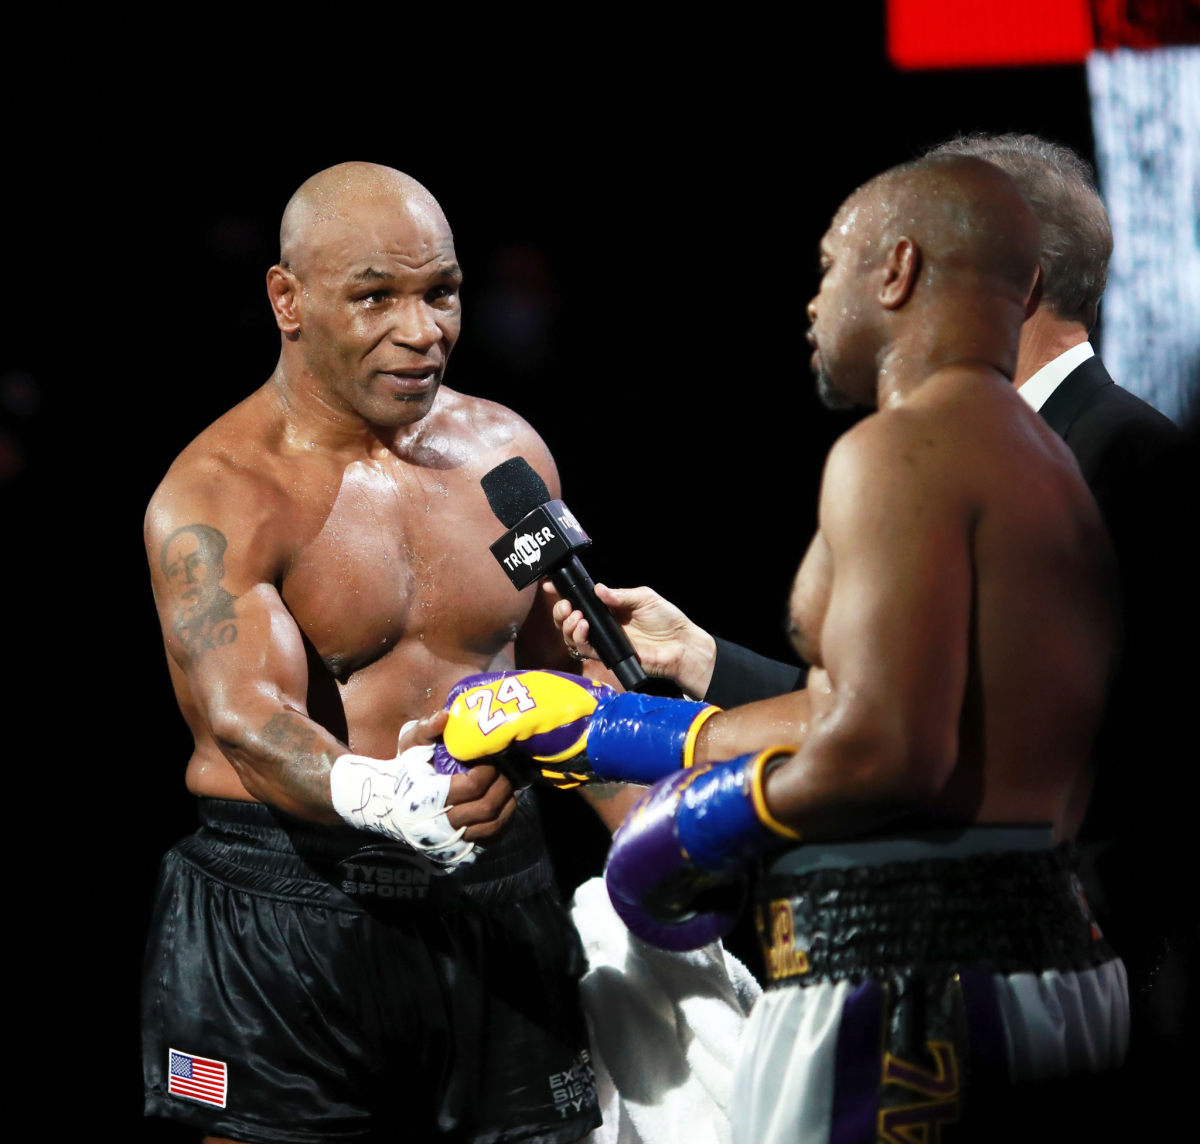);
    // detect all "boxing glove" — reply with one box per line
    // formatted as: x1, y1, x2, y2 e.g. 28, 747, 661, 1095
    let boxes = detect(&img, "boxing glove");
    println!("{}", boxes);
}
441, 670, 721, 789
604, 746, 799, 950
